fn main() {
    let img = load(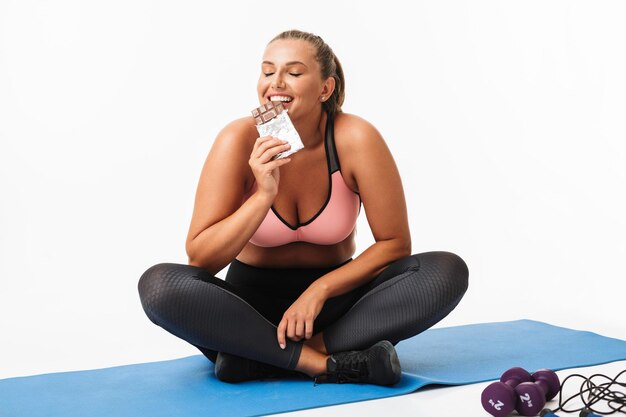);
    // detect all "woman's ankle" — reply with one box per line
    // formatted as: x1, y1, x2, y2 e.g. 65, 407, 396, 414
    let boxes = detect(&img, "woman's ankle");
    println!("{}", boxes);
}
295, 345, 329, 377
304, 333, 328, 354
